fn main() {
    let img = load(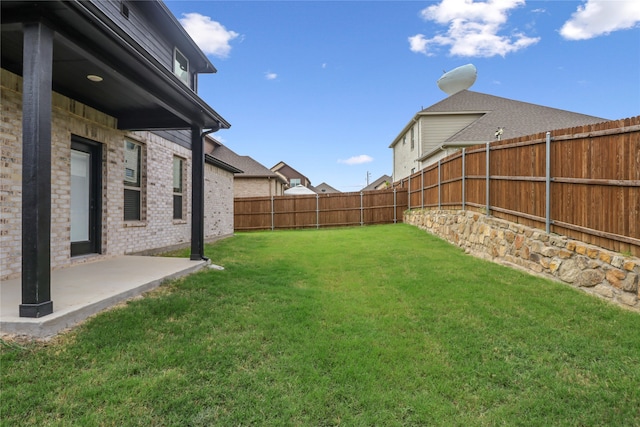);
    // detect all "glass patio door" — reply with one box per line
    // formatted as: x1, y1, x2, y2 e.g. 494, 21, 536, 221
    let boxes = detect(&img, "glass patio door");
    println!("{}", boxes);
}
70, 138, 101, 256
